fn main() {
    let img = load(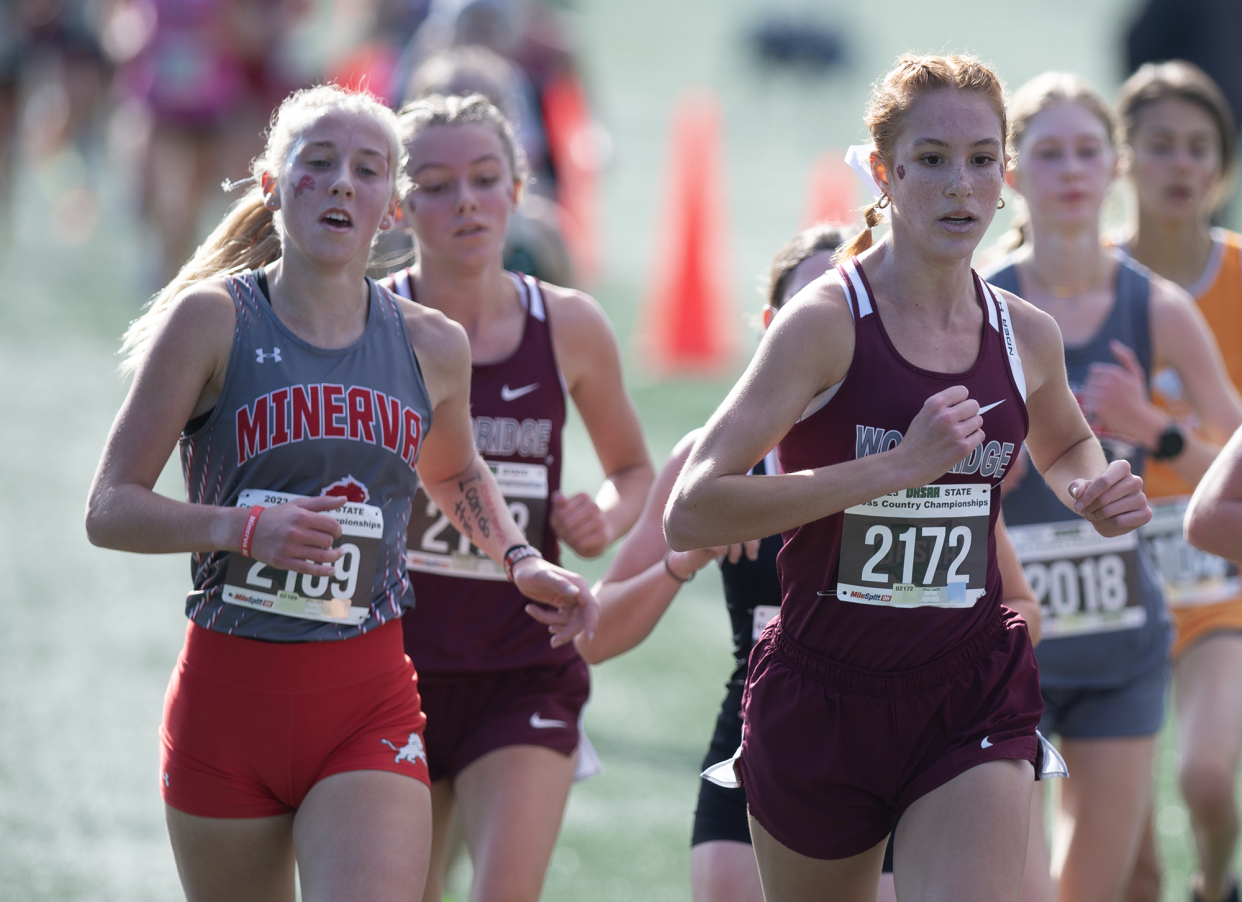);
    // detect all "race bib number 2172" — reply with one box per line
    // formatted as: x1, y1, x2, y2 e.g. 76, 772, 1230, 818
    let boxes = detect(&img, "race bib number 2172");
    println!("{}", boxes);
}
835, 483, 990, 609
